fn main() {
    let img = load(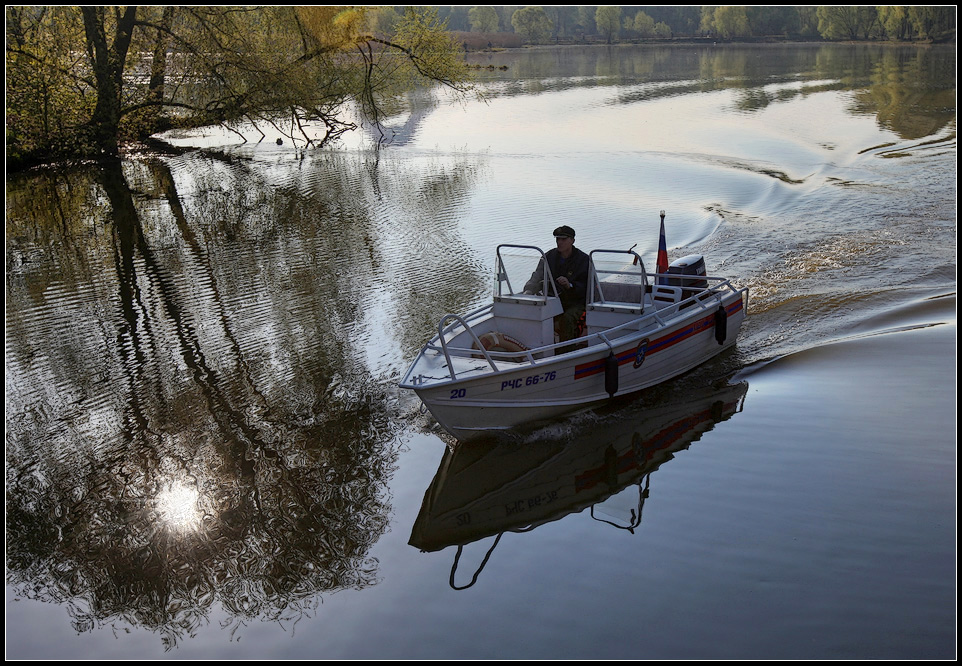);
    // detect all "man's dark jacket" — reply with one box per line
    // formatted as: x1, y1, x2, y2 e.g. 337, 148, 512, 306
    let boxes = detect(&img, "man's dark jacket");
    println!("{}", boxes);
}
524, 247, 590, 310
